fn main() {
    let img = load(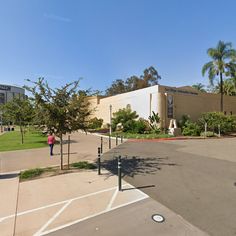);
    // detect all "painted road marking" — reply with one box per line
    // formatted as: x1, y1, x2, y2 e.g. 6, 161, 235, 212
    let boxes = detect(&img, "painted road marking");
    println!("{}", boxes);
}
106, 188, 119, 211
39, 195, 148, 236
0, 183, 149, 236
0, 185, 126, 223
34, 200, 73, 236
